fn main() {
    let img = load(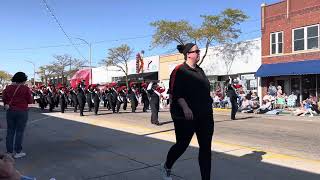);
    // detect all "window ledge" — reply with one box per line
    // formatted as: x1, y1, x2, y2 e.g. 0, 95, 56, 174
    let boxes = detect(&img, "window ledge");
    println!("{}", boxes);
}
263, 49, 320, 58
